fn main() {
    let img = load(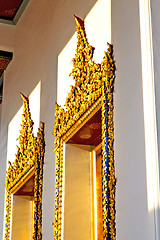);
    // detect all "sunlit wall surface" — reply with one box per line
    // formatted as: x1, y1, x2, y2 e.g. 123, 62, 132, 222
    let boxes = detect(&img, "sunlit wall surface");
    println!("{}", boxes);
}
57, 0, 111, 107
139, 0, 159, 238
